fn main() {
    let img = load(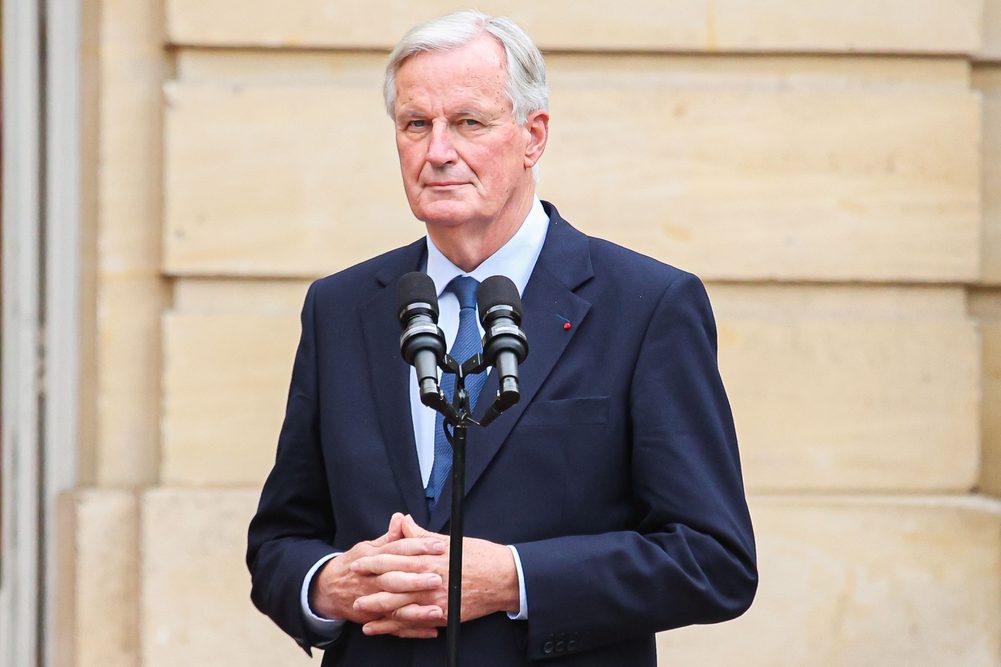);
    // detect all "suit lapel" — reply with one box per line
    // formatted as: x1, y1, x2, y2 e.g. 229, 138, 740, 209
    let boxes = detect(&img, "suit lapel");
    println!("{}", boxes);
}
359, 239, 431, 525
429, 205, 595, 532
